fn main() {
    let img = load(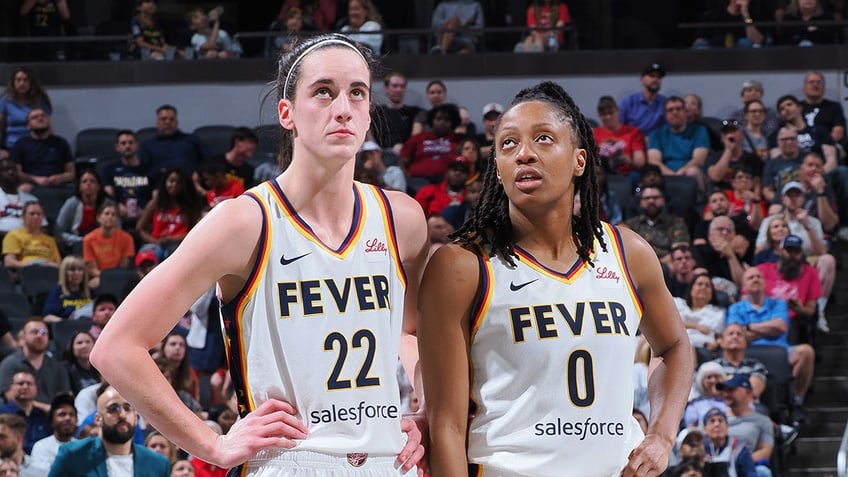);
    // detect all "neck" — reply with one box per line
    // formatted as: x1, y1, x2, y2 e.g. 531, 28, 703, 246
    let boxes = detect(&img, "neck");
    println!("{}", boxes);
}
15, 399, 33, 414
790, 117, 805, 128
100, 226, 114, 236
56, 432, 74, 443
670, 122, 687, 133
23, 347, 44, 364
122, 155, 140, 167
642, 89, 656, 101
387, 99, 403, 109
675, 270, 694, 282
710, 436, 728, 448
102, 437, 133, 456
691, 298, 709, 309
31, 130, 49, 140
748, 123, 762, 134
747, 291, 765, 305
806, 96, 823, 105
722, 349, 744, 364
